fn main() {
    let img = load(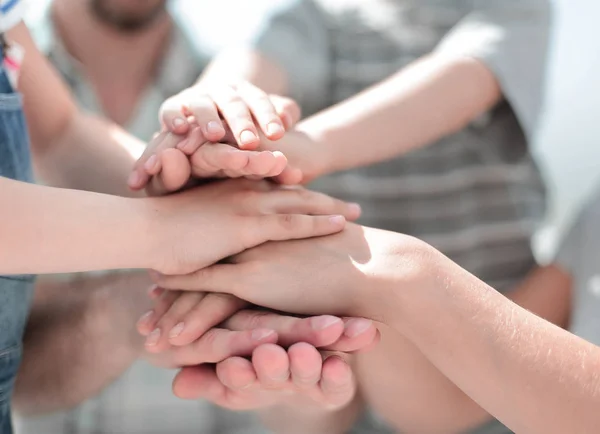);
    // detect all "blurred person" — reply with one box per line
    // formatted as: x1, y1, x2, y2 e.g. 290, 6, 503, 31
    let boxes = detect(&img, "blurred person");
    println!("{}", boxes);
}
18, 1, 303, 433
146, 0, 555, 432
28, 0, 207, 141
